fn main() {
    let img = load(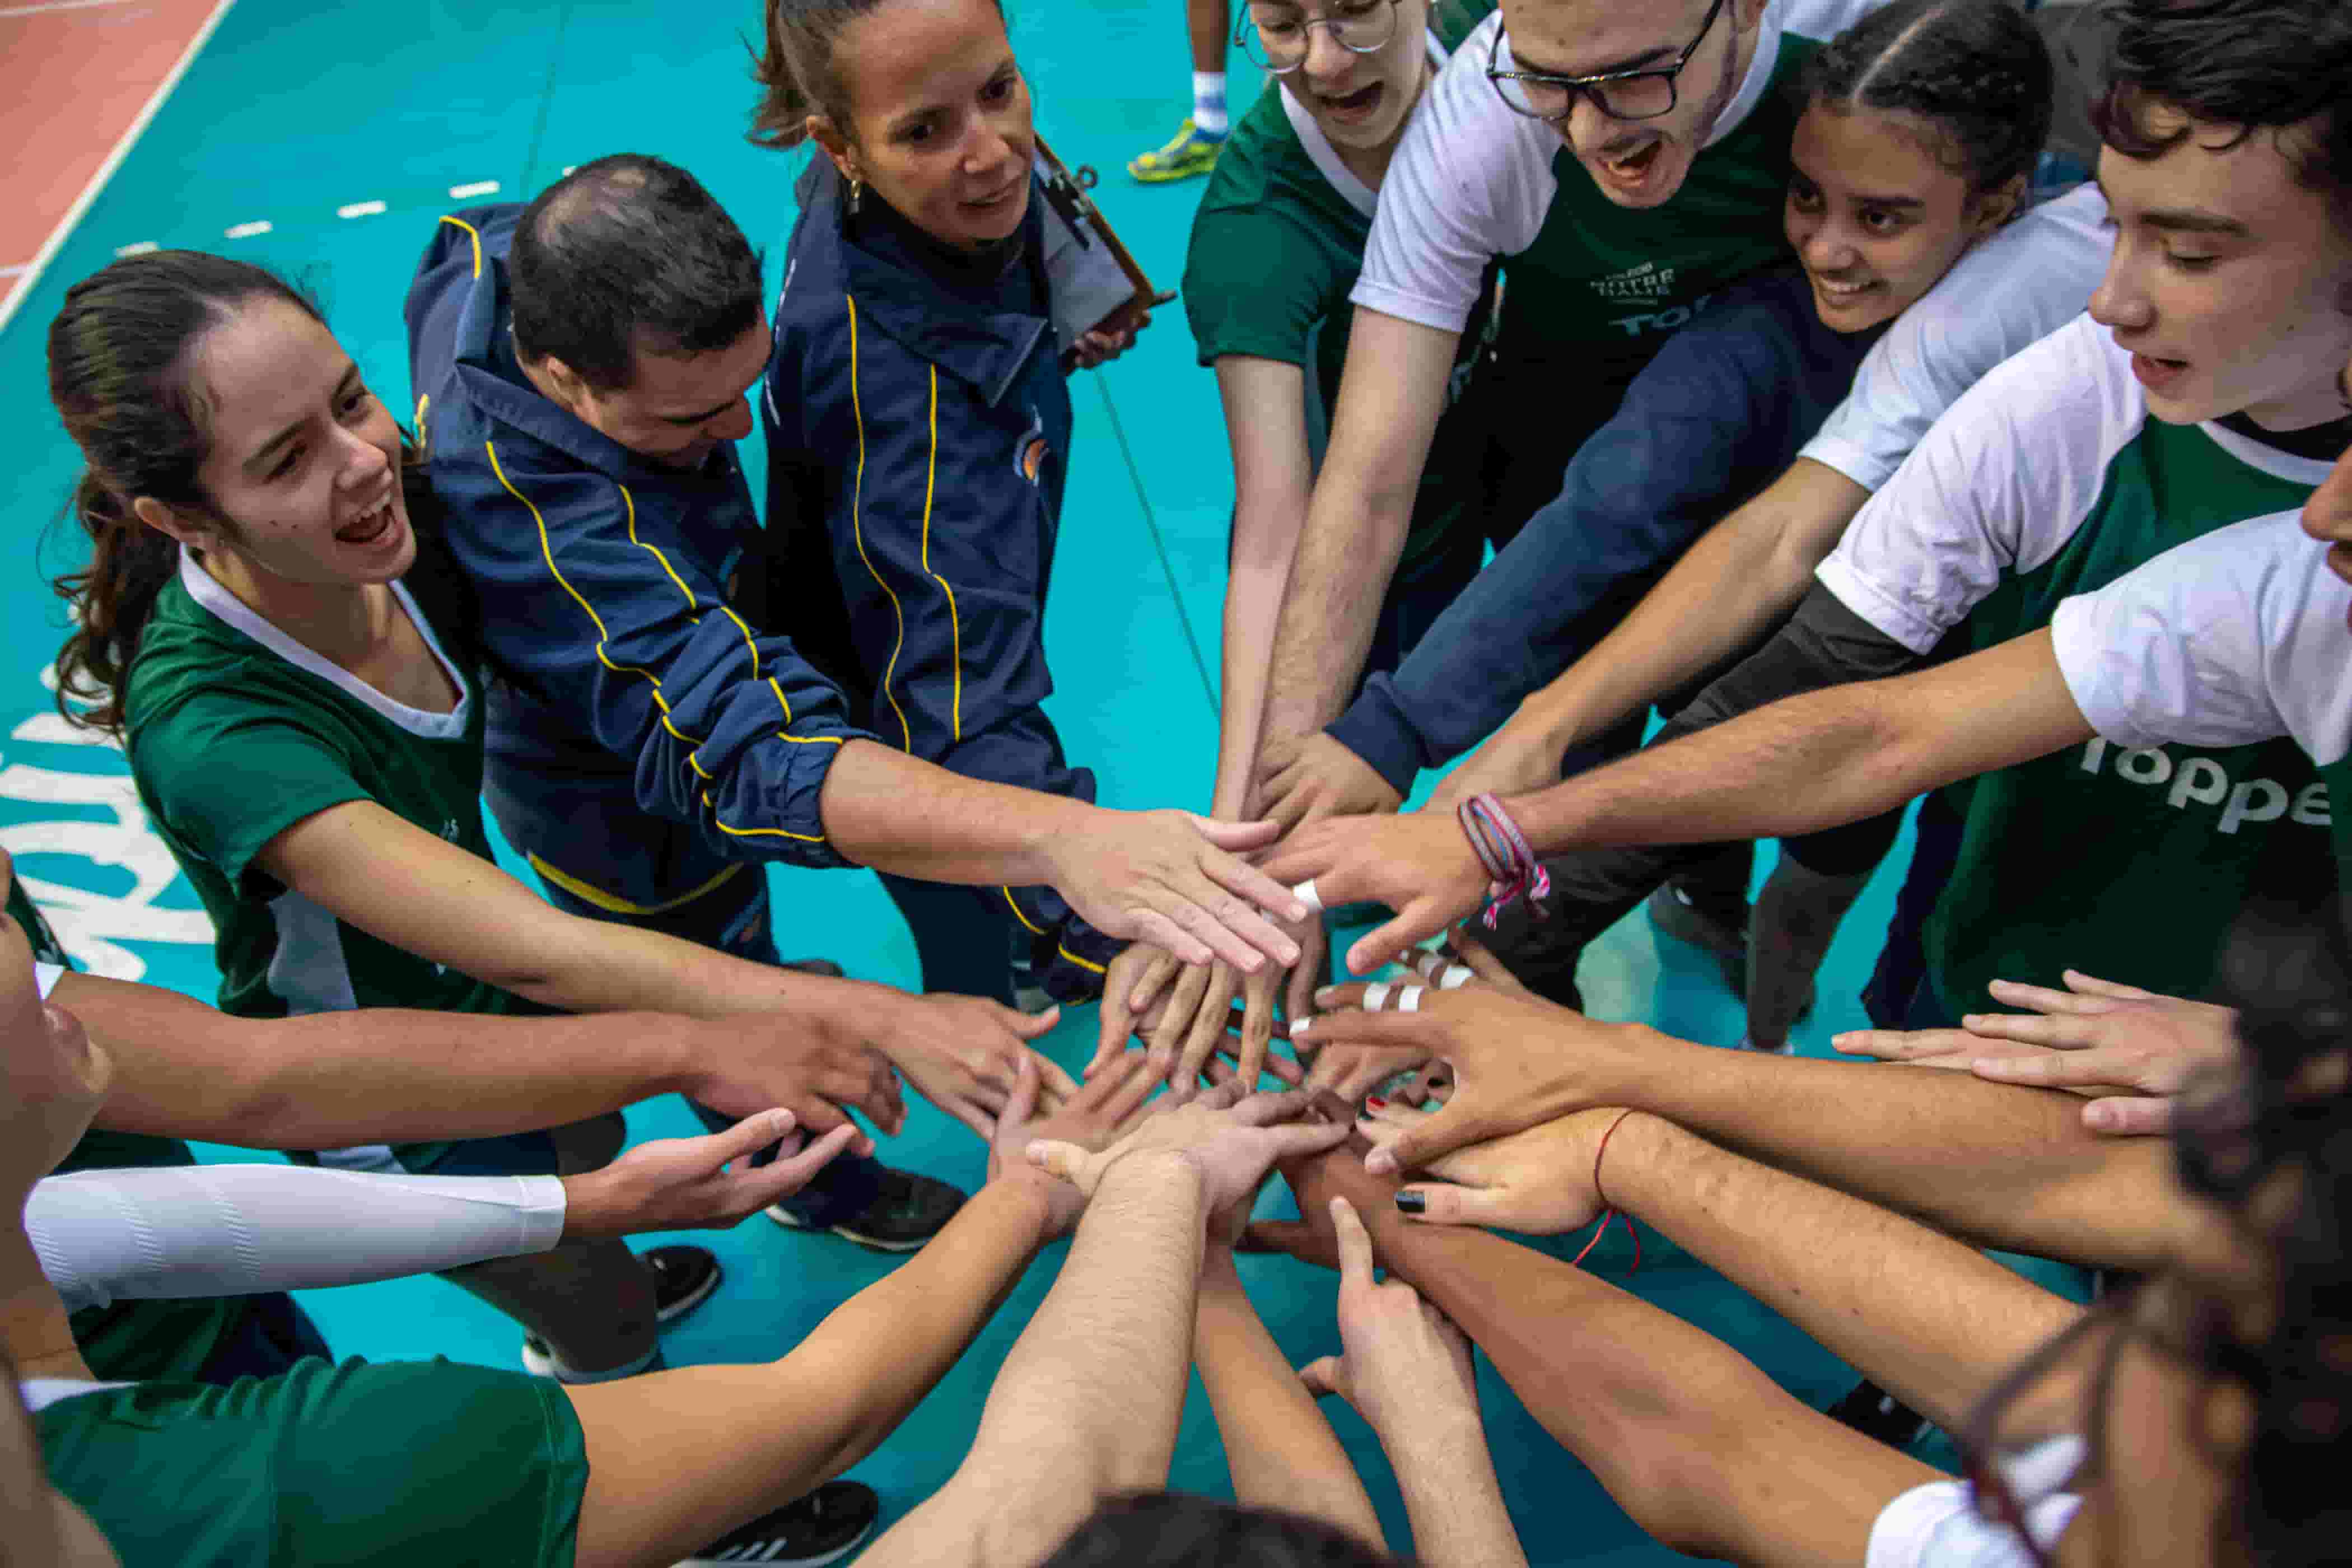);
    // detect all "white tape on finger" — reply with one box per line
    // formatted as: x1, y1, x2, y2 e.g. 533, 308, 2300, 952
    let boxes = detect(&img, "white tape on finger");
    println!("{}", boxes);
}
1291, 878, 1323, 913
1398, 986, 1425, 1012
1438, 965, 1473, 990
1364, 981, 1391, 1010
